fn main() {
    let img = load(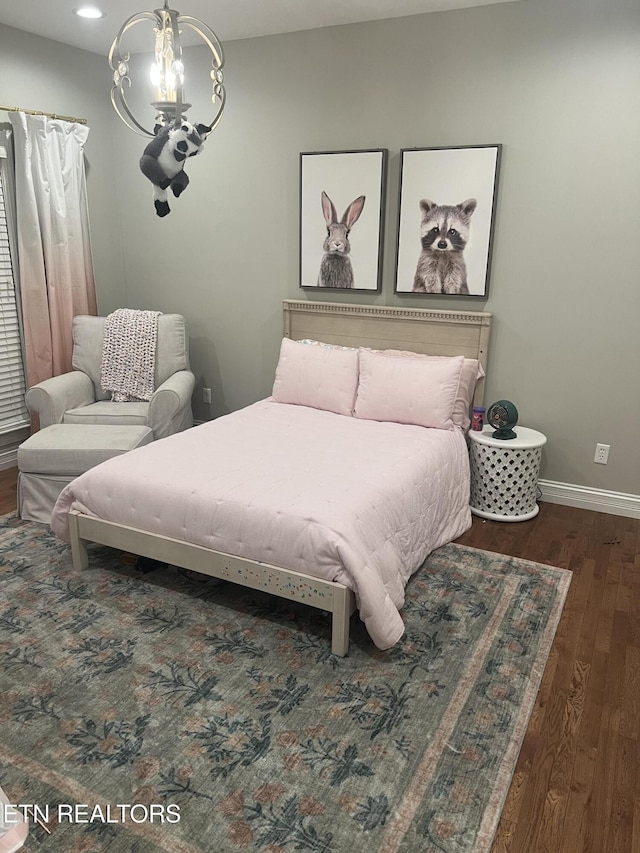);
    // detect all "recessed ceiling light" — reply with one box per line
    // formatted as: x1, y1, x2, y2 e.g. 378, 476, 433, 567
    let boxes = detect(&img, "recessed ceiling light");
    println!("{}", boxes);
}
74, 6, 106, 19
